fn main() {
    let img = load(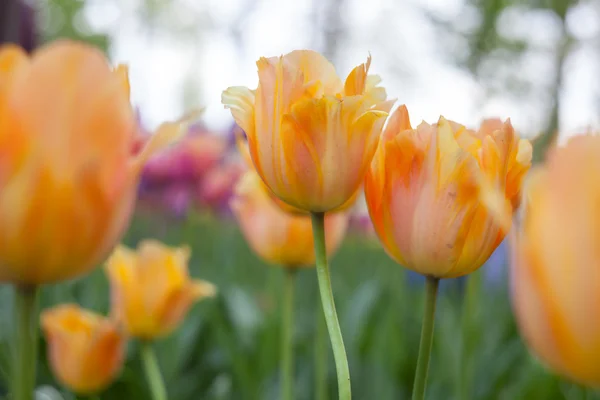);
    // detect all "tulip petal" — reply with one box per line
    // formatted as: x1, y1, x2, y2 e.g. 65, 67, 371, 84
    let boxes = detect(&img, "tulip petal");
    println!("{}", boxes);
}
0, 44, 28, 96
131, 118, 191, 176
277, 95, 387, 211
158, 279, 216, 332
222, 86, 255, 137
344, 55, 371, 96
112, 64, 131, 100
283, 50, 343, 95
